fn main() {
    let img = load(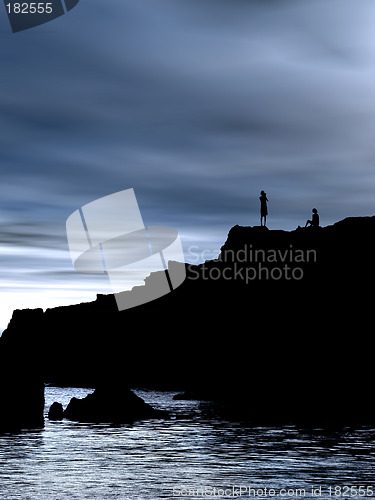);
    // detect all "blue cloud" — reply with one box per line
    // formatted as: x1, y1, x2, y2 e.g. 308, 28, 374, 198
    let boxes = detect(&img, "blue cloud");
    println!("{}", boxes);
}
1, 0, 375, 329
